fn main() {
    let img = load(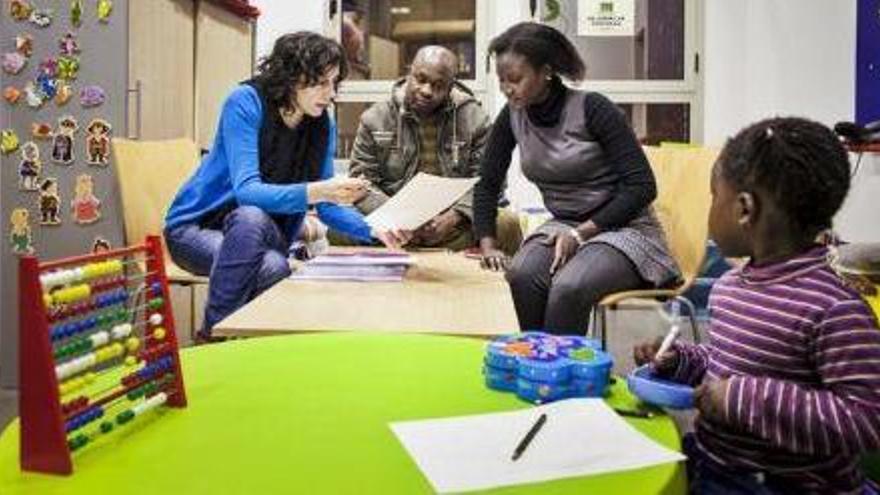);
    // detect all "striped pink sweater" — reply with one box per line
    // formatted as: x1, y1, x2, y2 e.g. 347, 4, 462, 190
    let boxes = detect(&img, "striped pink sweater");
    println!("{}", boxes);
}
670, 246, 880, 494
